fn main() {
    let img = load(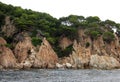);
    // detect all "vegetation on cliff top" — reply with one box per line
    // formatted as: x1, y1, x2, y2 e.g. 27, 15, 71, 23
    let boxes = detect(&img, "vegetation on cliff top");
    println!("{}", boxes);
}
0, 2, 120, 57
